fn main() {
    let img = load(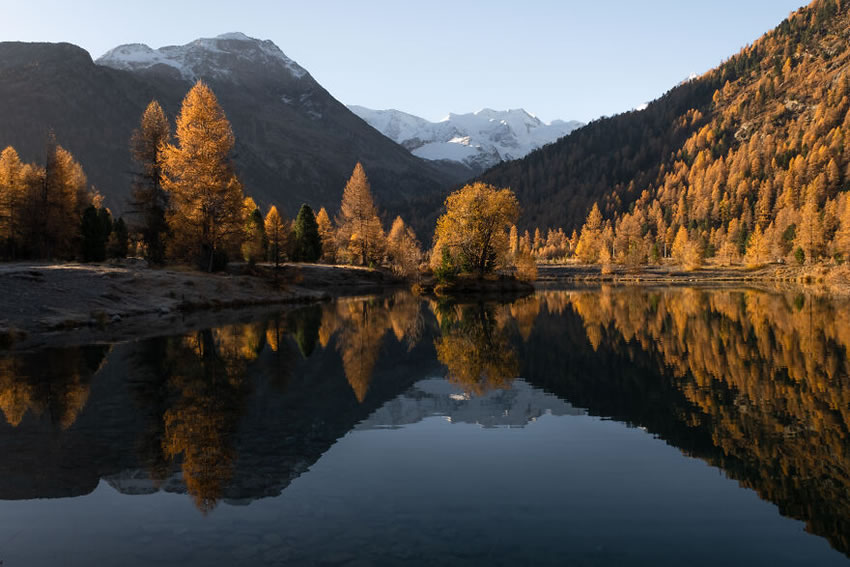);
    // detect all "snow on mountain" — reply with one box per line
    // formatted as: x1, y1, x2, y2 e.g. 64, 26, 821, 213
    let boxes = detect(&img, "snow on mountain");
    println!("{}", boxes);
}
96, 32, 308, 82
349, 106, 583, 171
356, 378, 584, 430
